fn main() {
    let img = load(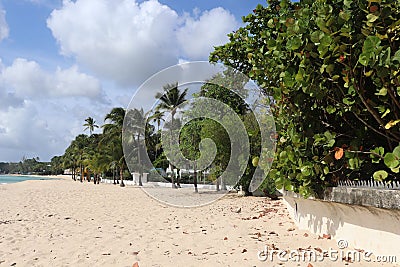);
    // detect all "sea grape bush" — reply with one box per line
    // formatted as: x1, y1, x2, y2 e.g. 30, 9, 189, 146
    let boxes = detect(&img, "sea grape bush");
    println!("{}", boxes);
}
210, 0, 400, 197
